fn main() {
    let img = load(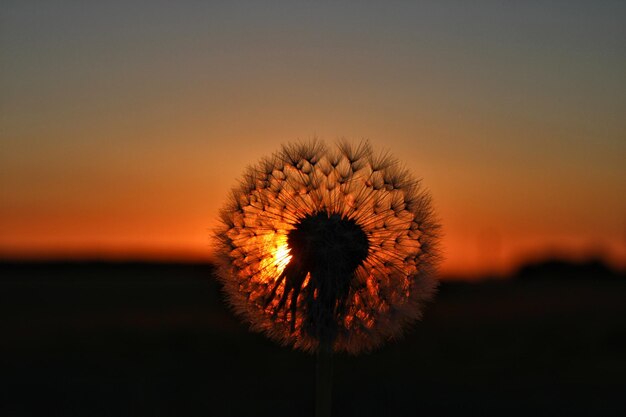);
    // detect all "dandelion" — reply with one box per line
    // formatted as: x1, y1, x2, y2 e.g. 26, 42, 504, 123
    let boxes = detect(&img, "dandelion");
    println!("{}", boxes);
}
214, 139, 440, 416
215, 139, 440, 349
